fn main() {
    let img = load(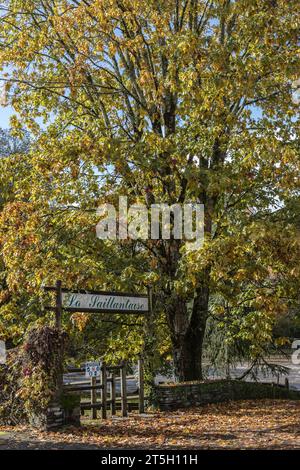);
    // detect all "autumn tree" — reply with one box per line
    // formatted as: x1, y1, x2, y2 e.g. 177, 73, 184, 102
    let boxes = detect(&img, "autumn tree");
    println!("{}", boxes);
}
0, 128, 31, 344
0, 0, 299, 380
